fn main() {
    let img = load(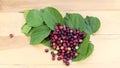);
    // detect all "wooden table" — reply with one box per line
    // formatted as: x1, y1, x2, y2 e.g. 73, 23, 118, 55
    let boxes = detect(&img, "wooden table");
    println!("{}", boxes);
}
0, 0, 120, 68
